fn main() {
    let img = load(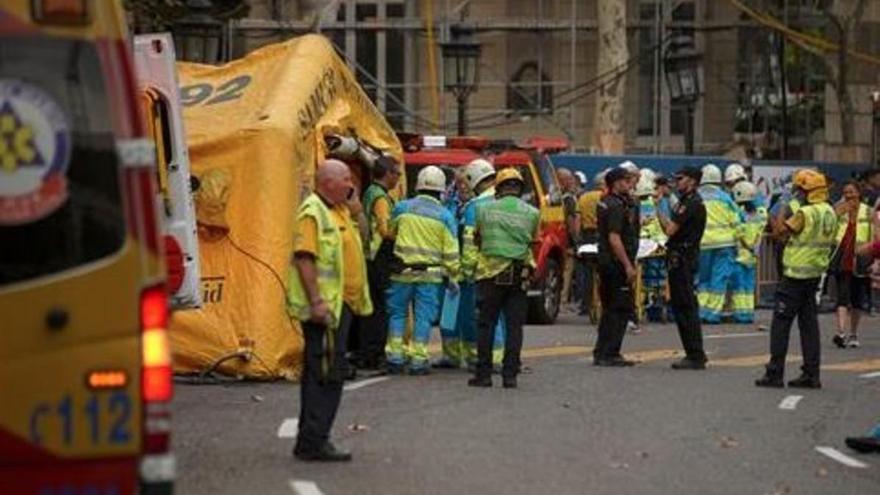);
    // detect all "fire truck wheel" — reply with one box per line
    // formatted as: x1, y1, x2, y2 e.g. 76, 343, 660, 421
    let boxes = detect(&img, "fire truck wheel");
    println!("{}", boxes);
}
528, 257, 561, 324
